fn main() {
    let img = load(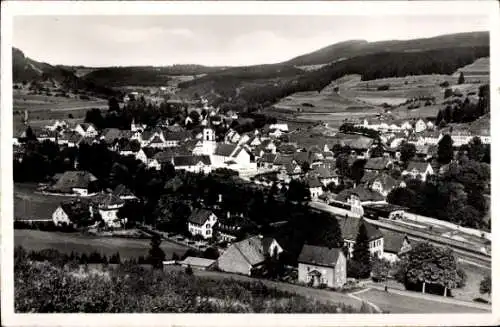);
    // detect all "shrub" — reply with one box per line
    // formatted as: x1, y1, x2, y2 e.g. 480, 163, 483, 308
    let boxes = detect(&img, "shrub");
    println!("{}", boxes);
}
439, 81, 450, 88
377, 84, 390, 91
185, 265, 194, 275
